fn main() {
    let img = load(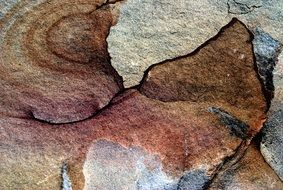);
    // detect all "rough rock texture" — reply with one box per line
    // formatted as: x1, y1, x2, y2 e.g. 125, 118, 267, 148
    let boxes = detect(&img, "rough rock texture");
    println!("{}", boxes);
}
0, 15, 273, 190
0, 88, 244, 190
0, 1, 123, 124
107, 0, 283, 87
208, 141, 283, 190
0, 0, 282, 190
253, 28, 283, 100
